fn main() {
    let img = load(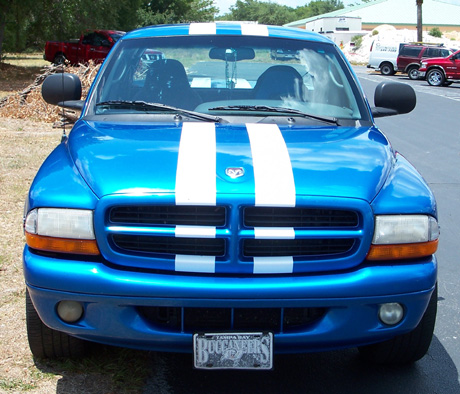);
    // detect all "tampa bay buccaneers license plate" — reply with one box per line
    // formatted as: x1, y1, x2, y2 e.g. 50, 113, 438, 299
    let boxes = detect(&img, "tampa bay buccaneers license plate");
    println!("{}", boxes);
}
193, 332, 273, 370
